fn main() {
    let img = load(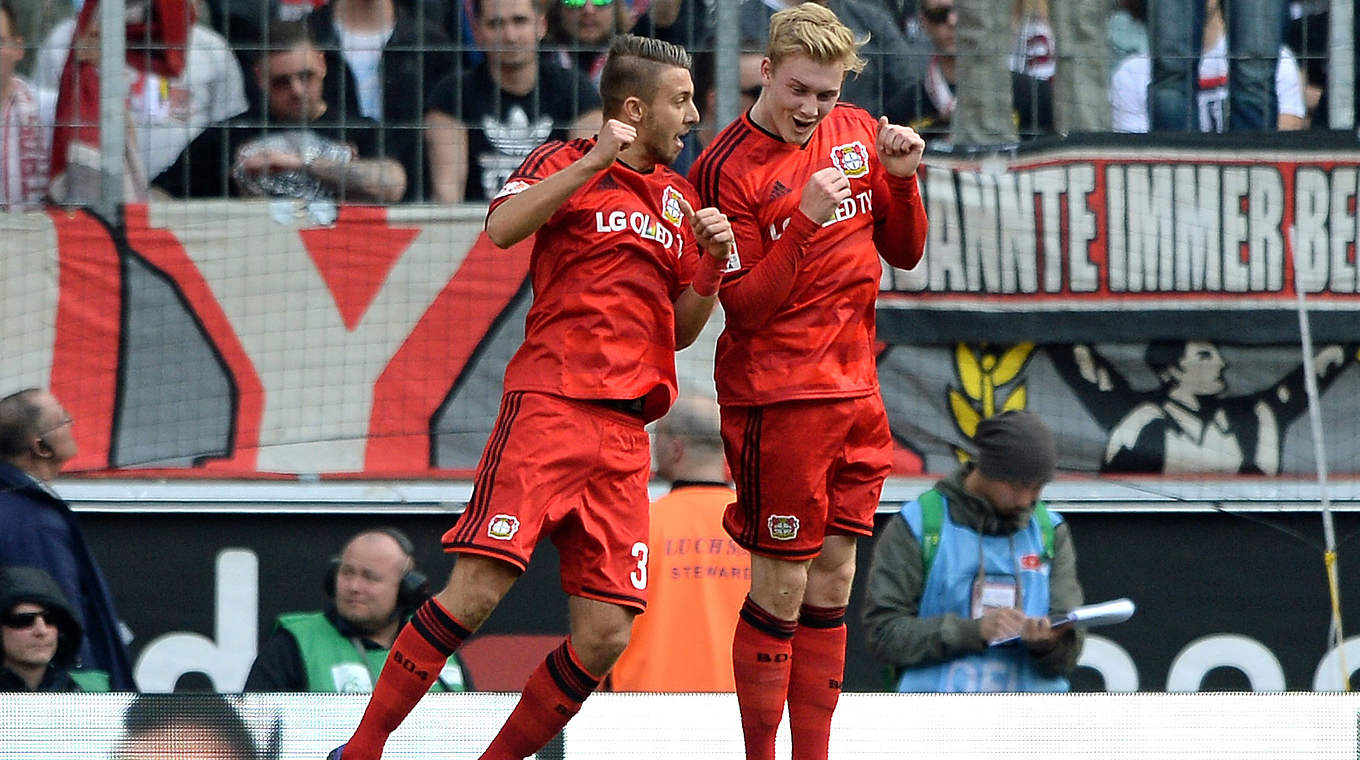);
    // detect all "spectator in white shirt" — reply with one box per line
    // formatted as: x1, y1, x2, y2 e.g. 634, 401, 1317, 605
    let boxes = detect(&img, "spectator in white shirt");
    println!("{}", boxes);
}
1111, 0, 1304, 132
1, 0, 52, 209
31, 5, 248, 182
